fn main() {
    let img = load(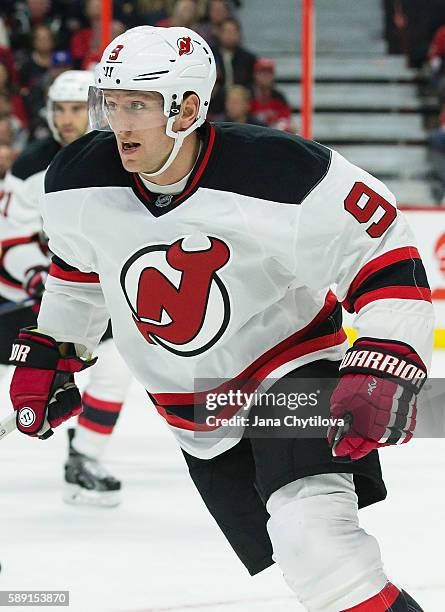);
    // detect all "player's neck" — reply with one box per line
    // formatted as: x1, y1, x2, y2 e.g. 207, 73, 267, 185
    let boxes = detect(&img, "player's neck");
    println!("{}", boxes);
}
142, 132, 200, 187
